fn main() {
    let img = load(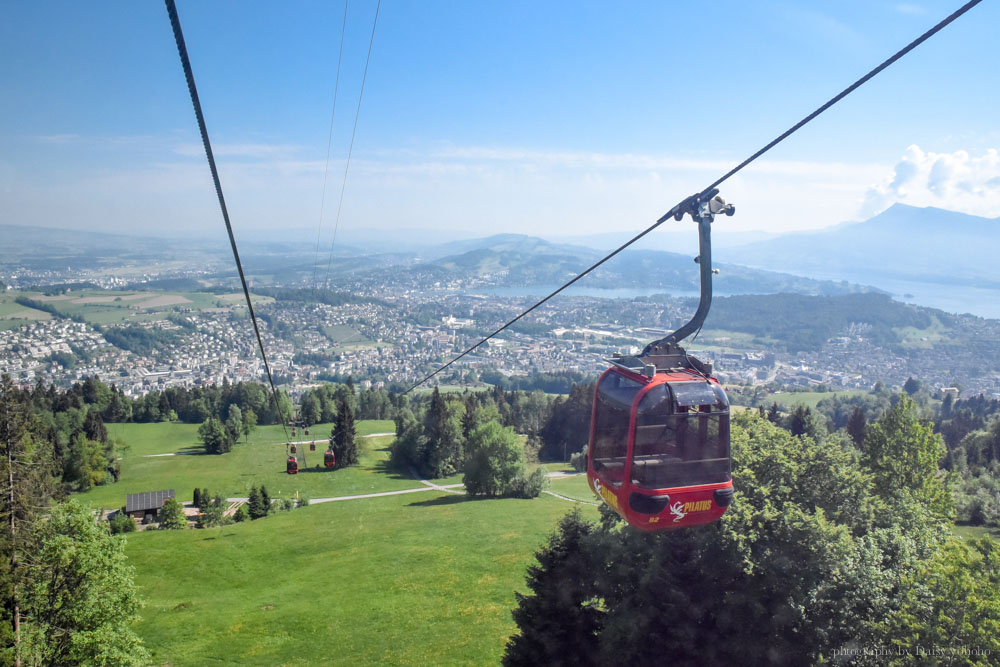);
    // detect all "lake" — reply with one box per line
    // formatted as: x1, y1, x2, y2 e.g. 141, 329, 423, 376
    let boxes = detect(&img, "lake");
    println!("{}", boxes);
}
467, 280, 1000, 320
